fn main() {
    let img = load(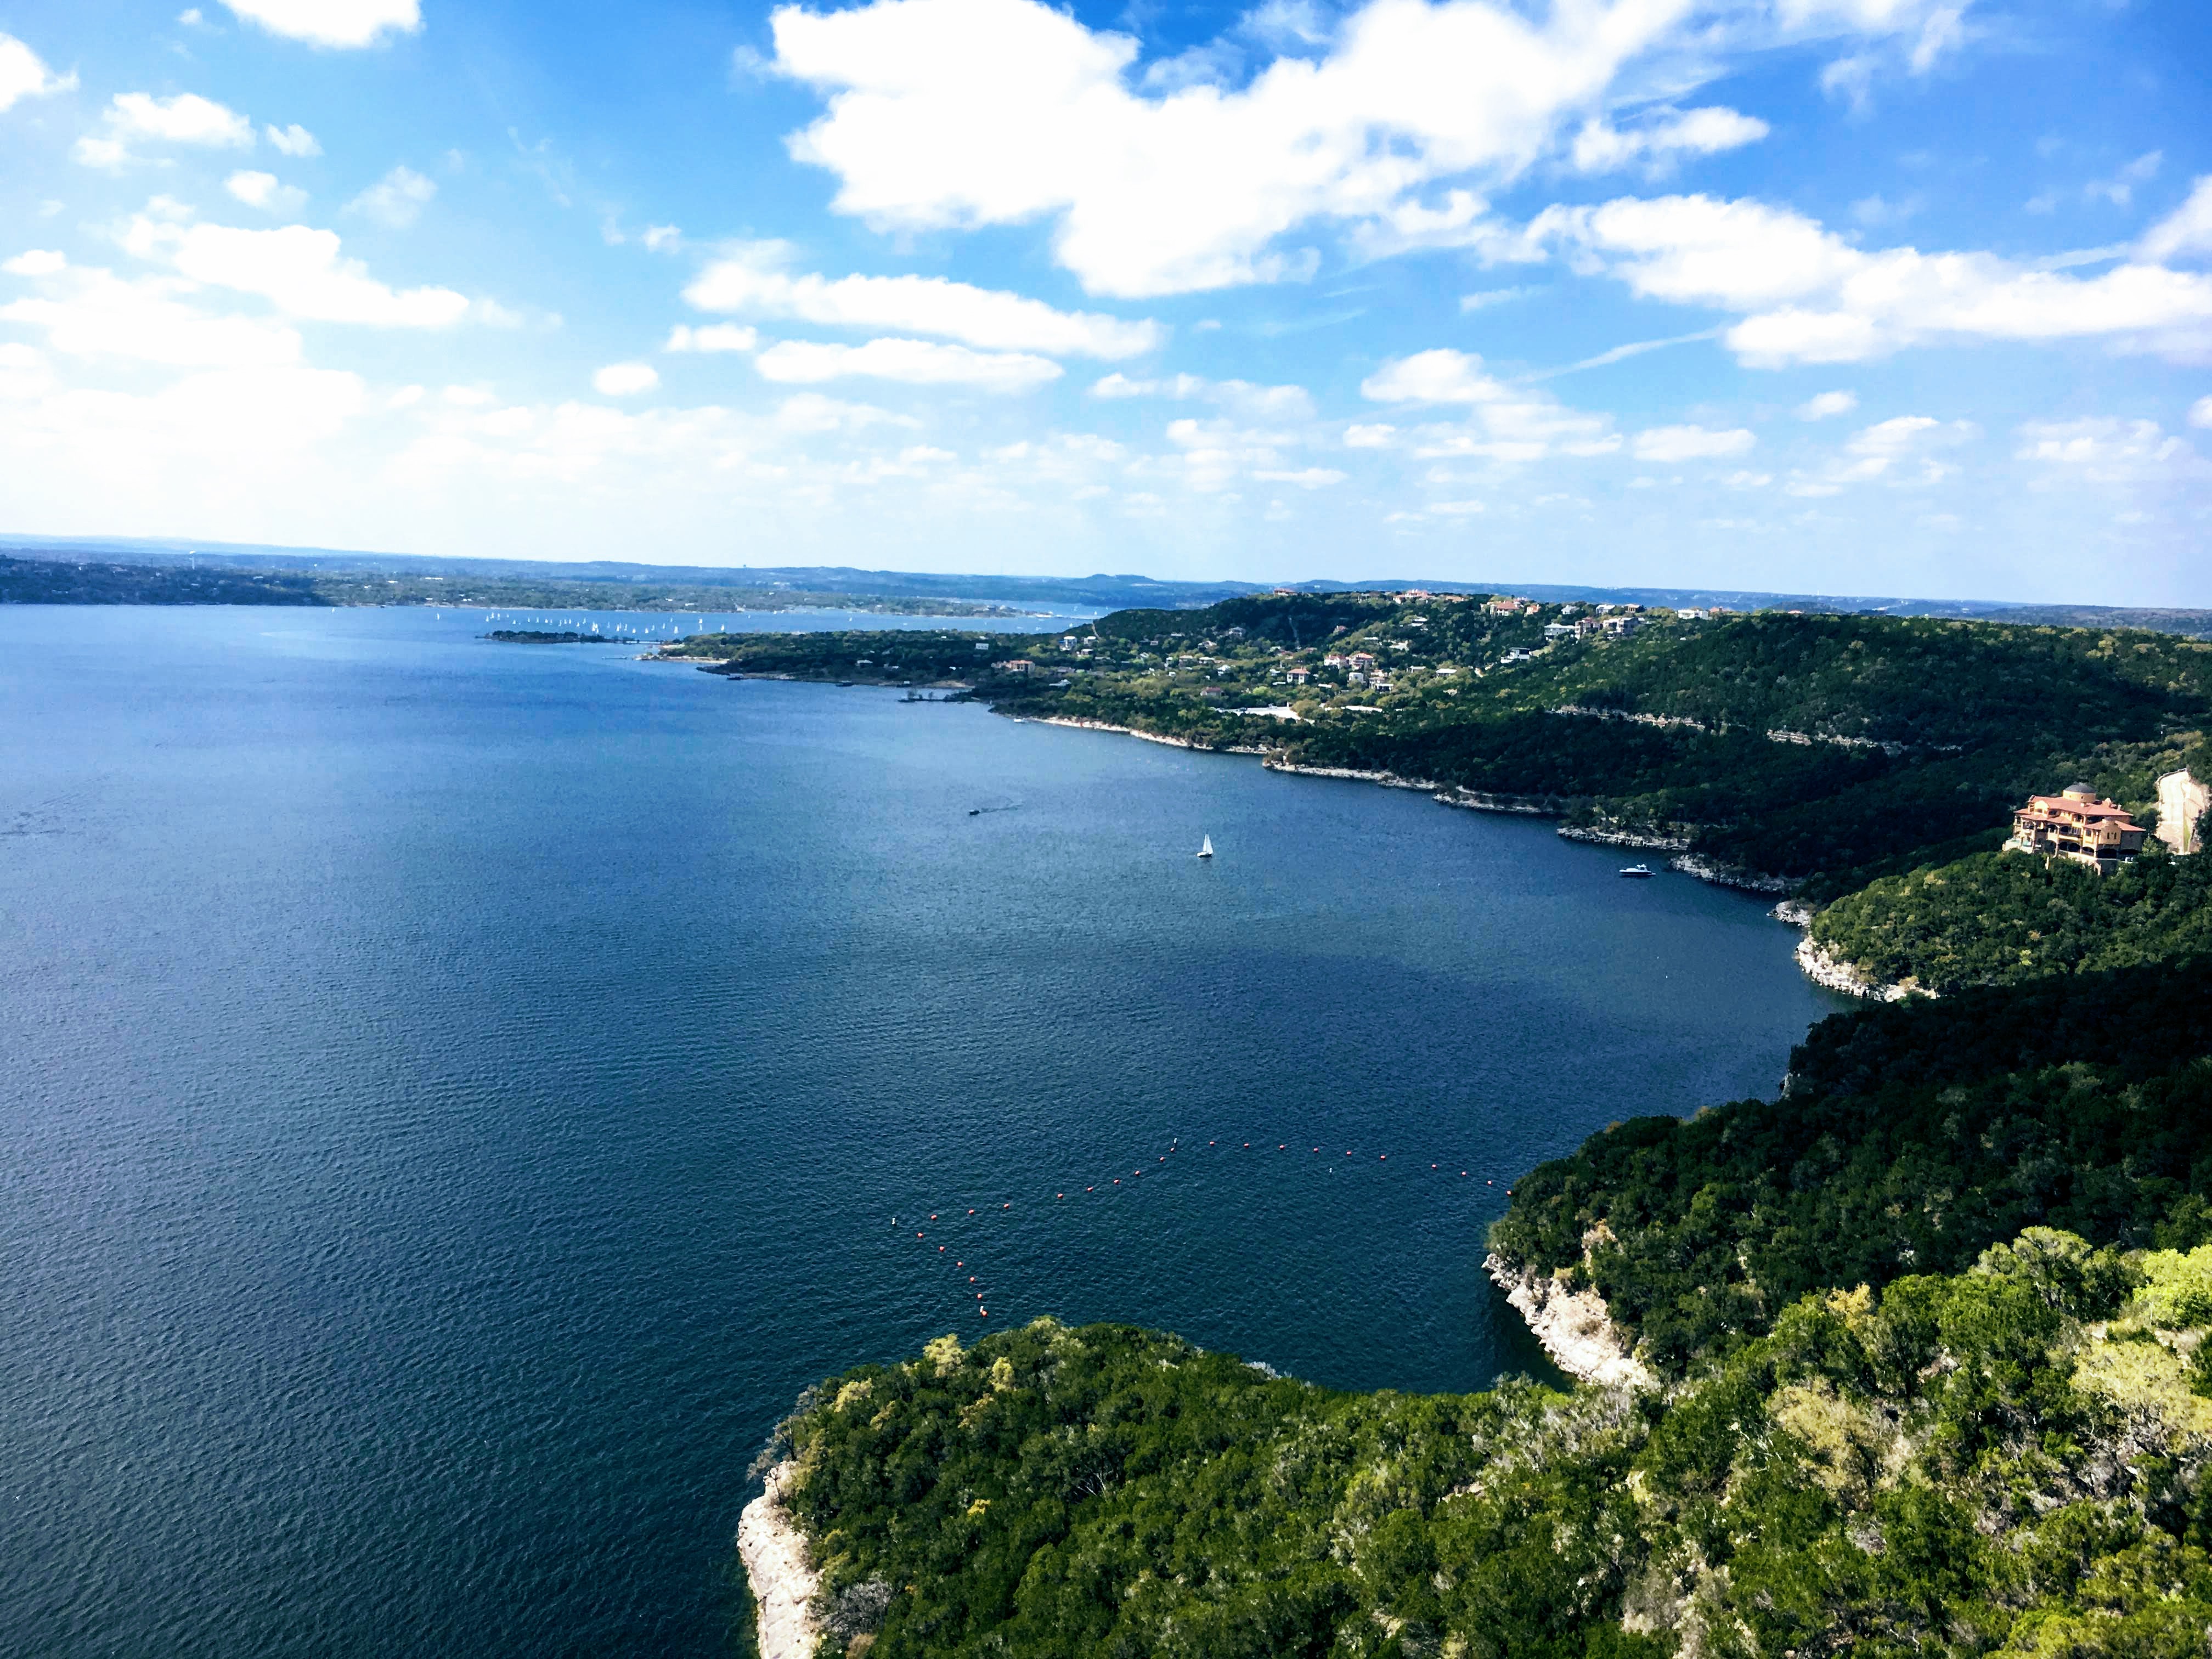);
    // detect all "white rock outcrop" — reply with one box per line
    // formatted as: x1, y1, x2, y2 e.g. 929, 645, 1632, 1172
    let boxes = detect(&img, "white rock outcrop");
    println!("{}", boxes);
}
1486, 1254, 1655, 1391
738, 1461, 823, 1659
1793, 934, 1931, 1002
